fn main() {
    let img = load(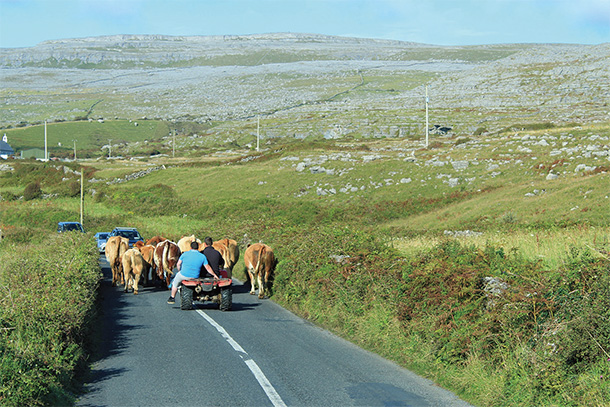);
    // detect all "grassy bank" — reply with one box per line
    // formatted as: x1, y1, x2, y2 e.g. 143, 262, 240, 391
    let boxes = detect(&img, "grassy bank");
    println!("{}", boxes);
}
271, 225, 610, 406
0, 233, 101, 406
